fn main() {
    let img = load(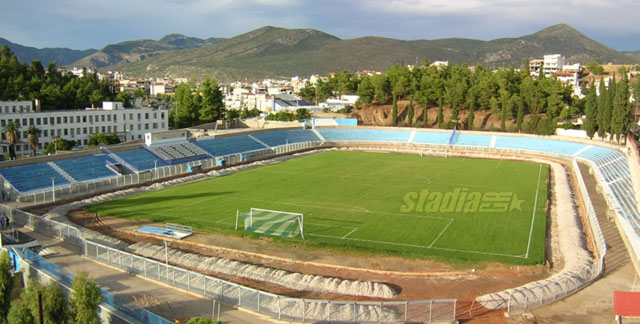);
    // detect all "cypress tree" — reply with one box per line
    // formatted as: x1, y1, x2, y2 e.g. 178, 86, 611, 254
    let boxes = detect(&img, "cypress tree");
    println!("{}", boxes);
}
516, 95, 524, 131
584, 84, 598, 139
468, 94, 475, 130
407, 98, 414, 127
391, 94, 398, 125
437, 97, 444, 127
